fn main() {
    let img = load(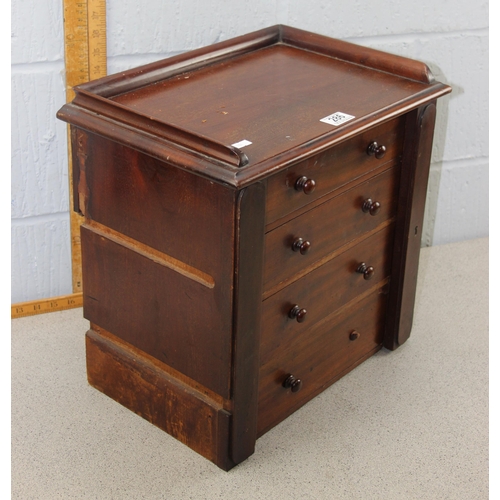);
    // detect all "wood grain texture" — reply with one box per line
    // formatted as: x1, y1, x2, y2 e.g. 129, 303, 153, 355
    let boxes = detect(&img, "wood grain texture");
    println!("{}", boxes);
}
86, 220, 215, 288
385, 103, 438, 349
258, 285, 389, 435
110, 45, 419, 167
81, 224, 233, 398
78, 25, 281, 98
264, 165, 401, 293
280, 25, 436, 84
265, 117, 405, 224
230, 183, 266, 464
78, 129, 236, 398
90, 324, 228, 408
56, 26, 452, 470
86, 328, 233, 470
57, 26, 451, 188
77, 130, 236, 282
261, 224, 395, 344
